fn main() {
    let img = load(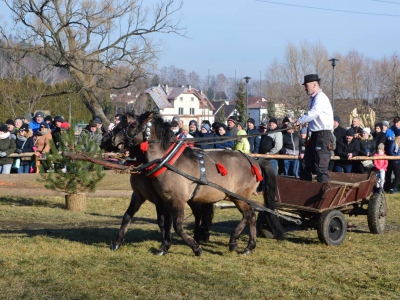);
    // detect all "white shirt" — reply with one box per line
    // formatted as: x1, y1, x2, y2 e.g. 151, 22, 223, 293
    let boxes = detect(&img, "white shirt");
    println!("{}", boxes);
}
298, 90, 333, 132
